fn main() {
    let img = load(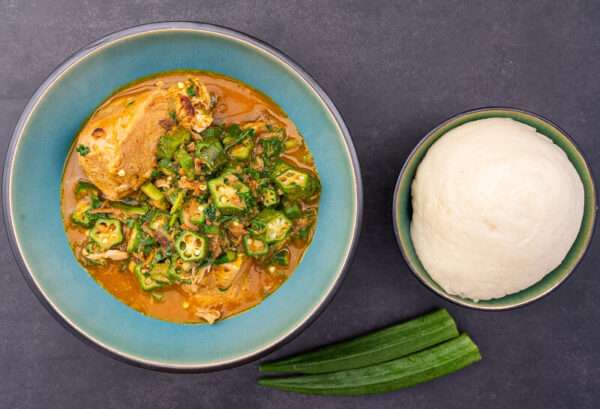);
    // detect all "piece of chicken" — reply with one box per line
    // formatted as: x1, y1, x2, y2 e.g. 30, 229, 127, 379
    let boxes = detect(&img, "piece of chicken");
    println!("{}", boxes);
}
77, 88, 170, 200
172, 78, 214, 133
212, 254, 246, 290
194, 308, 221, 324
76, 78, 214, 200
